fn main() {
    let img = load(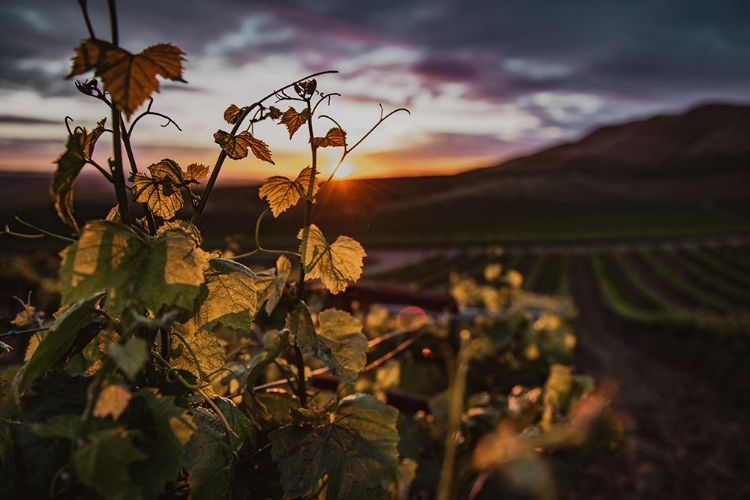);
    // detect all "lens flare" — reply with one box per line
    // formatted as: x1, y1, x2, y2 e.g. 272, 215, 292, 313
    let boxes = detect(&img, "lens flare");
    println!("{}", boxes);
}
395, 306, 429, 332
